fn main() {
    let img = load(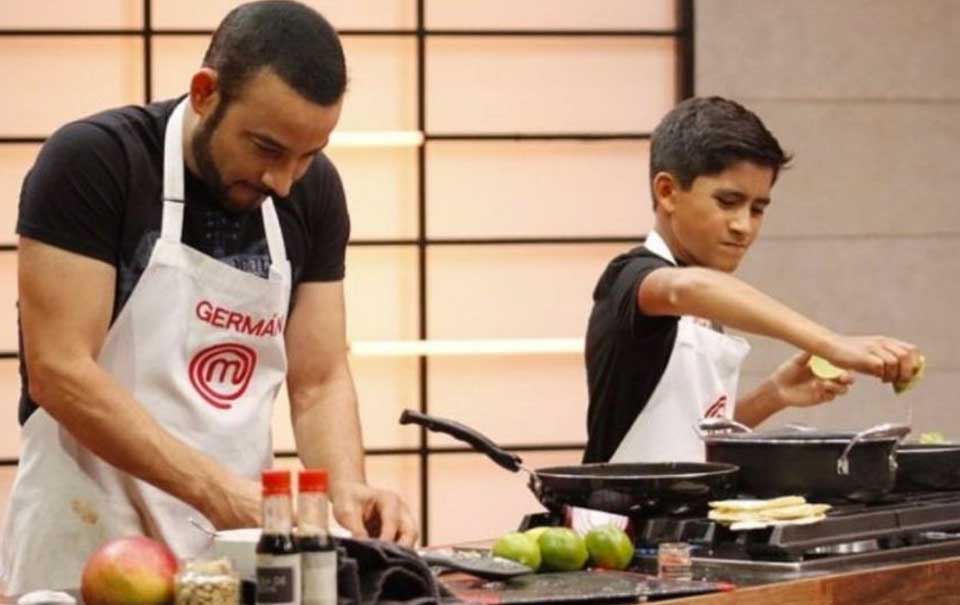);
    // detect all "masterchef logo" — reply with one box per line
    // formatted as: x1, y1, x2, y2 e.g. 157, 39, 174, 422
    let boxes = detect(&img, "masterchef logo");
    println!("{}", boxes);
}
704, 394, 728, 418
188, 343, 258, 410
